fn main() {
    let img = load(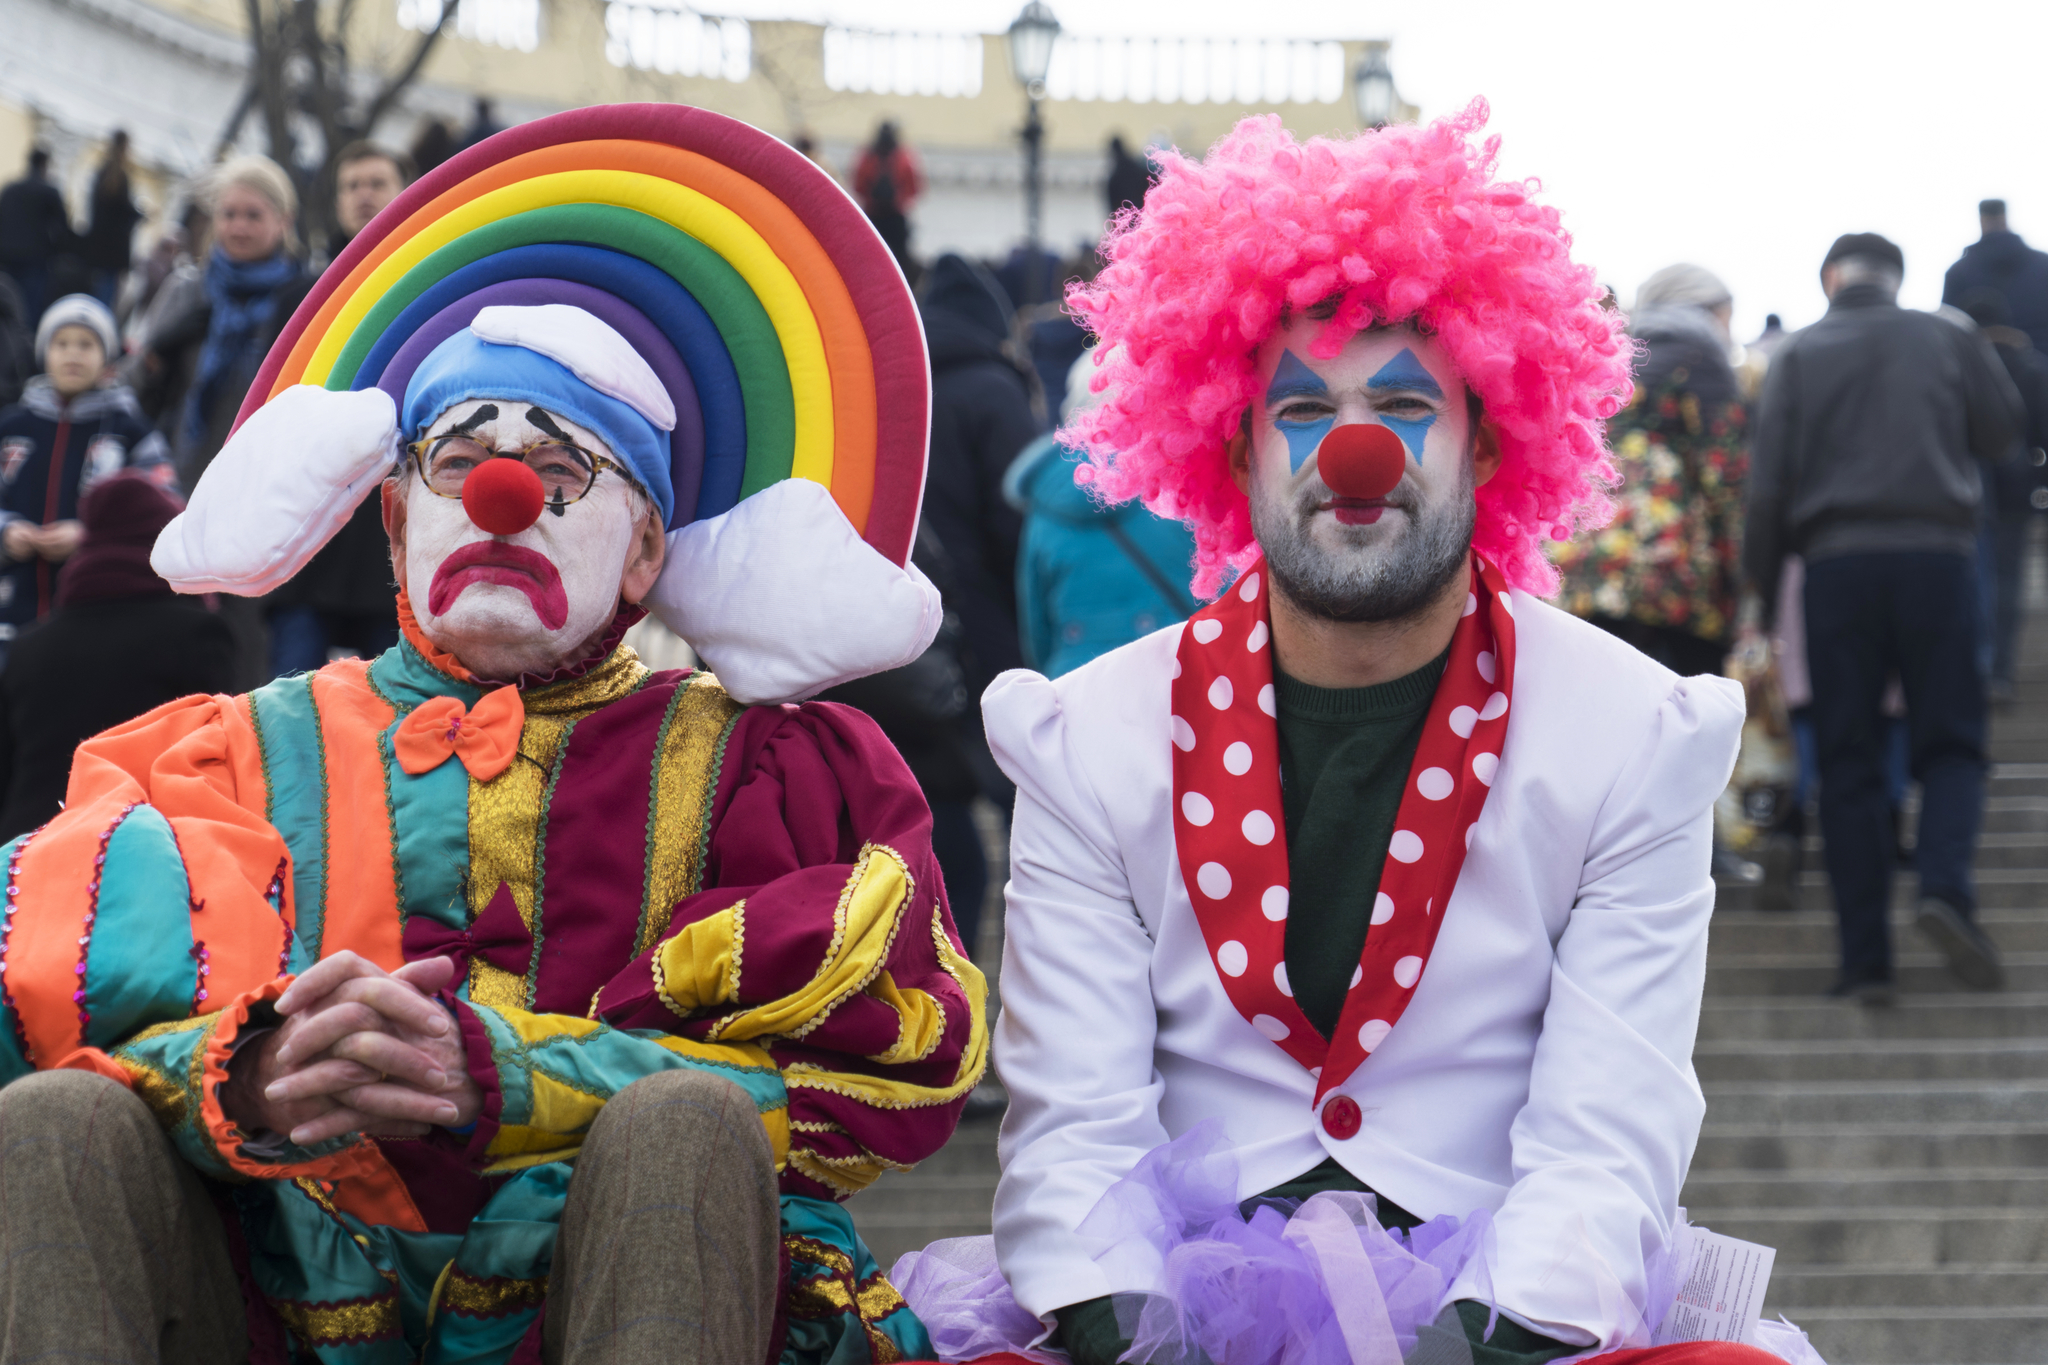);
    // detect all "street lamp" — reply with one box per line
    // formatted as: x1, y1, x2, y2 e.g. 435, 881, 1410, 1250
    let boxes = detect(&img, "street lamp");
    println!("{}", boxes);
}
1007, 1, 1060, 305
1353, 40, 1396, 130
